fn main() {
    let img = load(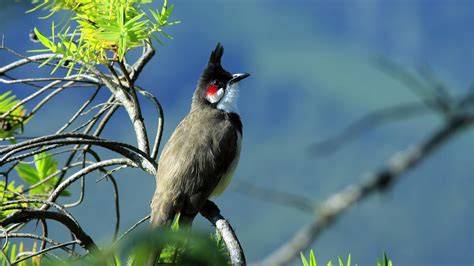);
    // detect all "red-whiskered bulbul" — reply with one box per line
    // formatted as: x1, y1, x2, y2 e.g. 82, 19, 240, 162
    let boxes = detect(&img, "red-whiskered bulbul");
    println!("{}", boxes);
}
148, 43, 249, 263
